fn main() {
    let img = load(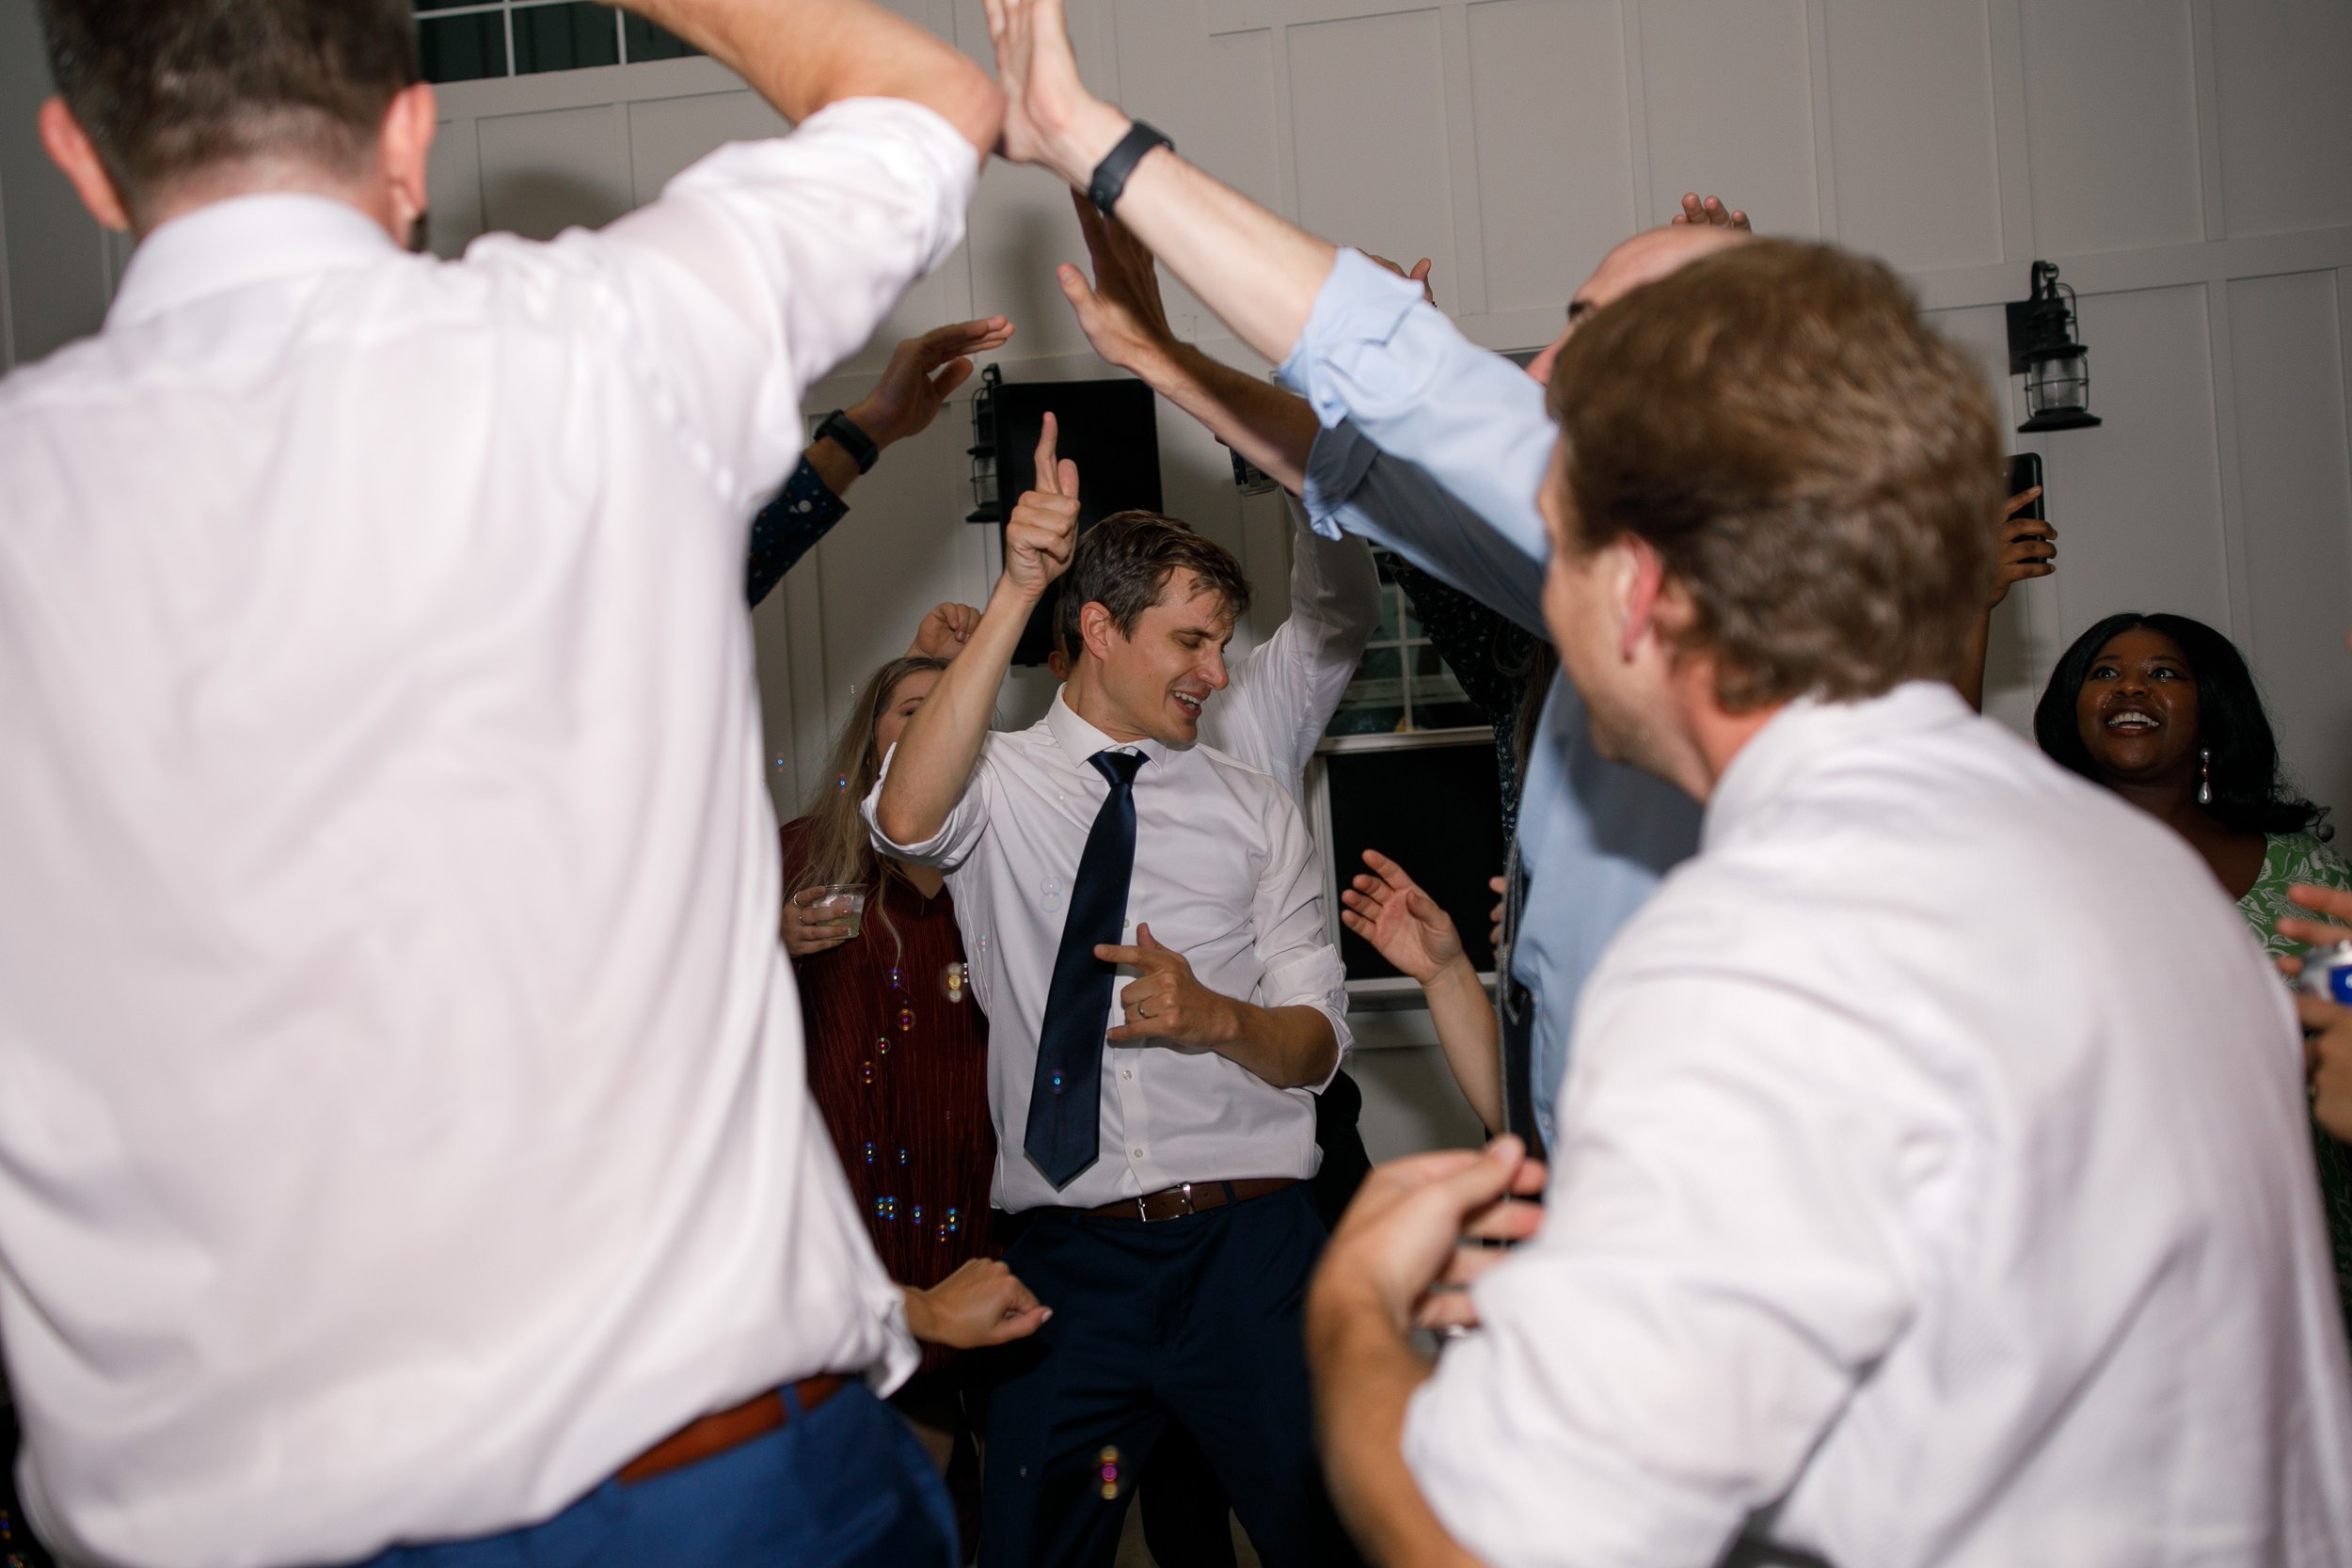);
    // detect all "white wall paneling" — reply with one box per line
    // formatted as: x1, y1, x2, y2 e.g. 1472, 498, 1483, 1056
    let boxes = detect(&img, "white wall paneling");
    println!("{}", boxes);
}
1285, 10, 1460, 295
2019, 0, 2205, 257
1637, 0, 1822, 241
2209, 0, 2352, 241
5, 0, 2352, 1139
1465, 0, 1637, 313
1821, 0, 2003, 272
2226, 270, 2352, 816
2045, 285, 2233, 636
